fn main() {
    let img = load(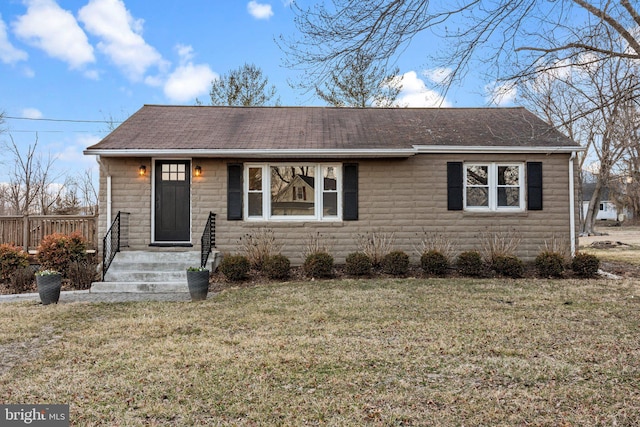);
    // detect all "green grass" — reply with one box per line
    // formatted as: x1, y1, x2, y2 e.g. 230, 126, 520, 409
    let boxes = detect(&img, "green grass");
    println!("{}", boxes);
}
1, 278, 639, 425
